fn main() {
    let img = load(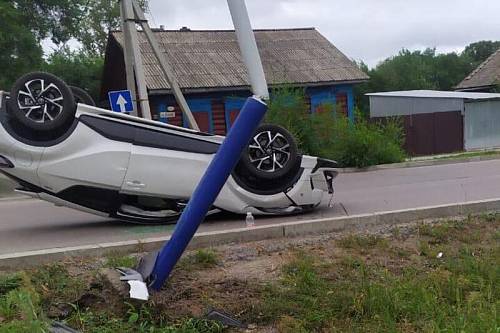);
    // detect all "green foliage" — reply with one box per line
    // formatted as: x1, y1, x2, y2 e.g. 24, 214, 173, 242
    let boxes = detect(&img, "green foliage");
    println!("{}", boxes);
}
324, 114, 406, 168
0, 2, 43, 90
30, 263, 85, 304
189, 249, 218, 267
105, 253, 138, 268
261, 246, 500, 332
463, 40, 500, 67
179, 249, 219, 271
0, 273, 48, 333
0, 267, 224, 333
355, 44, 500, 114
337, 234, 389, 250
0, 274, 22, 296
77, 0, 122, 56
10, 0, 84, 45
76, 0, 148, 56
43, 48, 104, 100
266, 87, 317, 153
266, 88, 406, 168
68, 306, 224, 333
